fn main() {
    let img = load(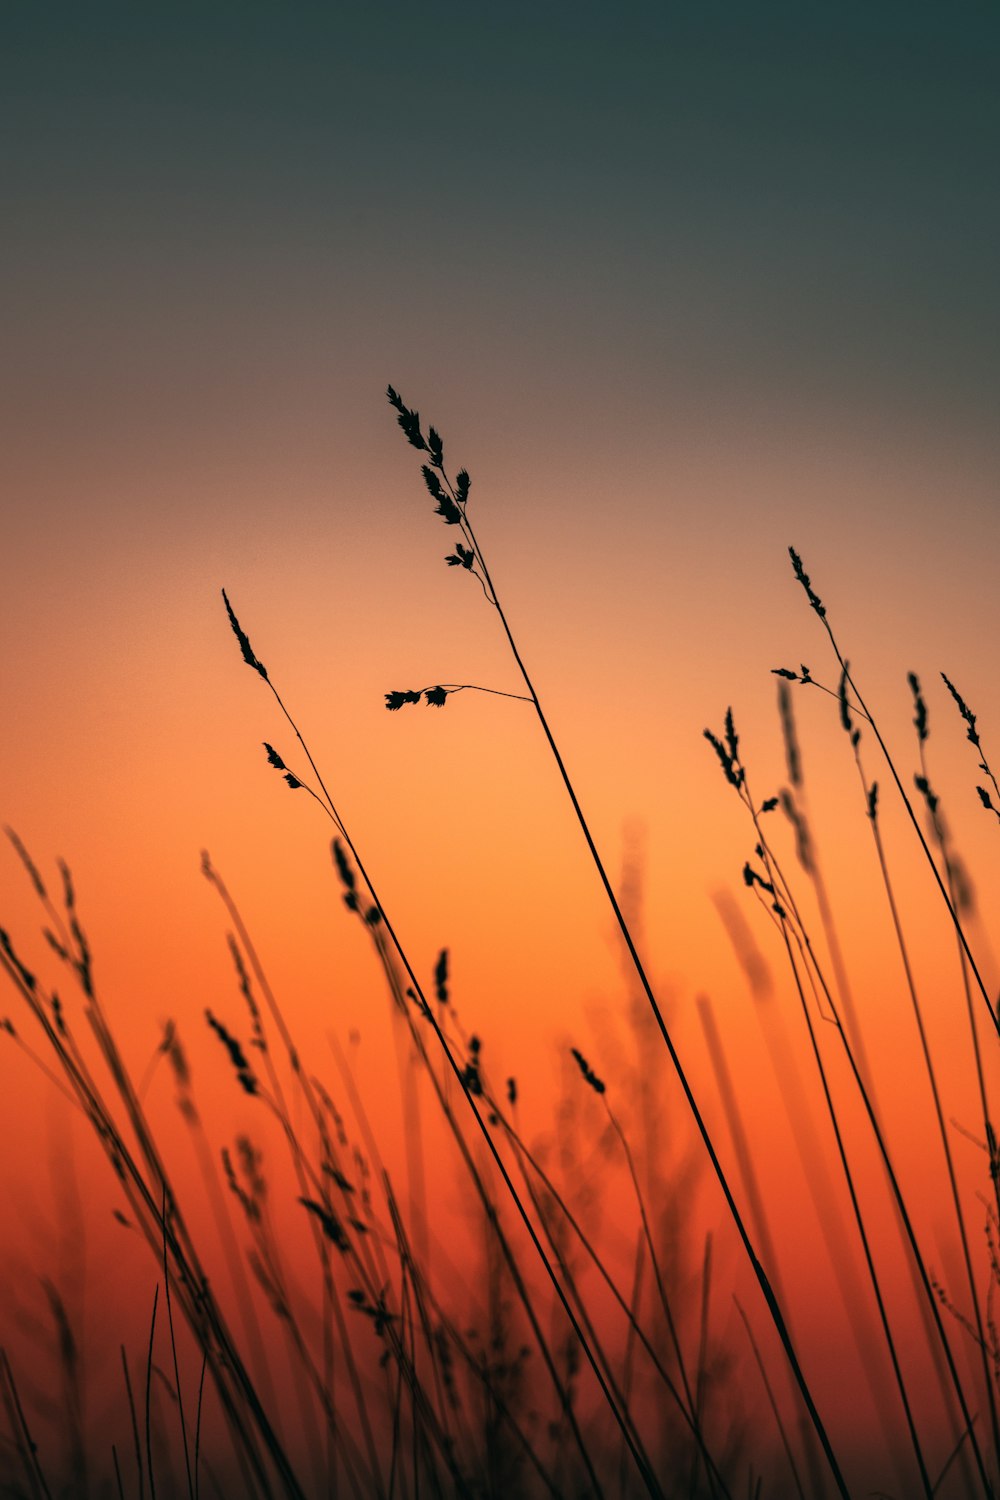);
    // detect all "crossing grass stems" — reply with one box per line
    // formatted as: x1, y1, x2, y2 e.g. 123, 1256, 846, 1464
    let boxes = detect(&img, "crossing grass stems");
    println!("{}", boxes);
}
0, 389, 997, 1498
